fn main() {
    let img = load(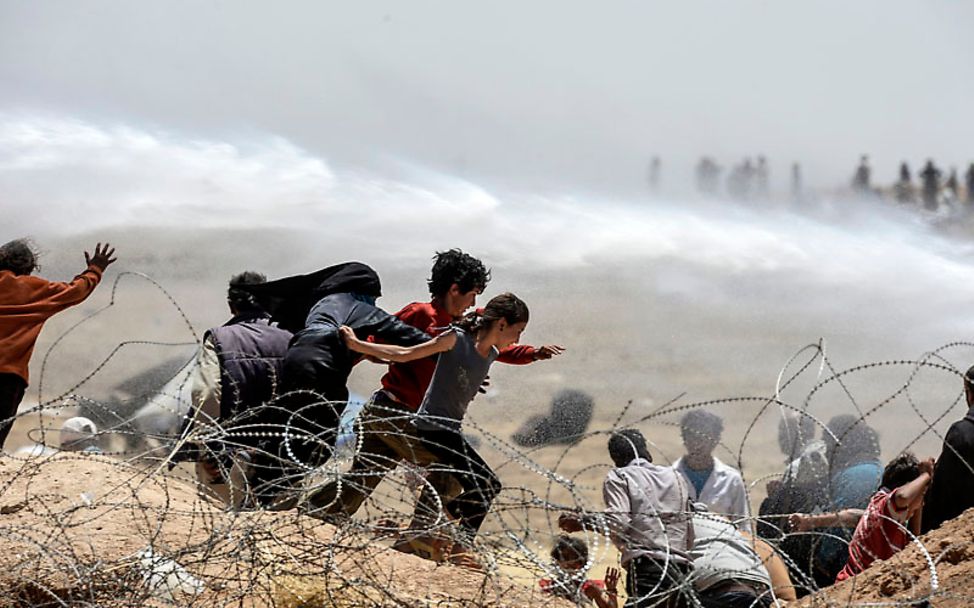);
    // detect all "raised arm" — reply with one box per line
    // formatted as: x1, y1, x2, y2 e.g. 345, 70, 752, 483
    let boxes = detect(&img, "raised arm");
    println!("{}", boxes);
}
340, 325, 455, 363
896, 457, 934, 535
893, 458, 934, 512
